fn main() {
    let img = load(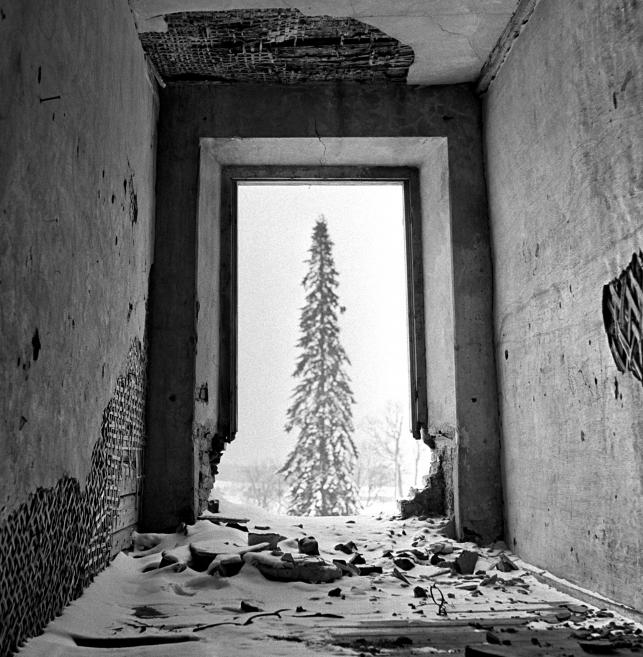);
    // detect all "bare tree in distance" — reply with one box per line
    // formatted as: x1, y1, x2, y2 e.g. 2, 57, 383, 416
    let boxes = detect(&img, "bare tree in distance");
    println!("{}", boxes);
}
241, 460, 288, 513
363, 401, 406, 500
354, 433, 394, 506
